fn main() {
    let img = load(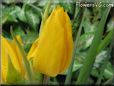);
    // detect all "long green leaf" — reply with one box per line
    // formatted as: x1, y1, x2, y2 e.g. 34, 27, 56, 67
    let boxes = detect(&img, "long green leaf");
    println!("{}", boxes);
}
97, 29, 114, 53
10, 28, 34, 83
76, 7, 111, 84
